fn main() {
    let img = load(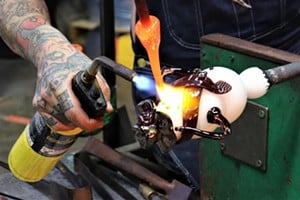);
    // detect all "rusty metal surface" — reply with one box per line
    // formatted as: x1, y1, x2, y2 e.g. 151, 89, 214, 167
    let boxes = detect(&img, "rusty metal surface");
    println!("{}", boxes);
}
0, 155, 146, 200
81, 136, 192, 200
0, 168, 80, 200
